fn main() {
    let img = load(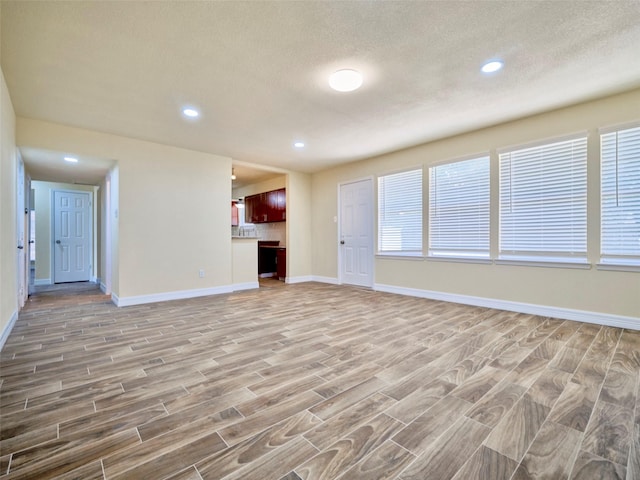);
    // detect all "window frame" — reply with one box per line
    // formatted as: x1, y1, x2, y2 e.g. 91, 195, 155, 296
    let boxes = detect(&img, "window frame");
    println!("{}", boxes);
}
428, 154, 491, 261
599, 123, 640, 270
377, 167, 424, 257
498, 134, 589, 265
